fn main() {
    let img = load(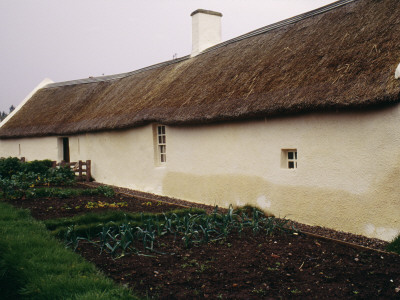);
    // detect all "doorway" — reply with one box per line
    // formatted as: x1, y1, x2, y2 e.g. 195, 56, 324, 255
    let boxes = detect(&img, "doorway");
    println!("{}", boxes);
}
62, 137, 70, 162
